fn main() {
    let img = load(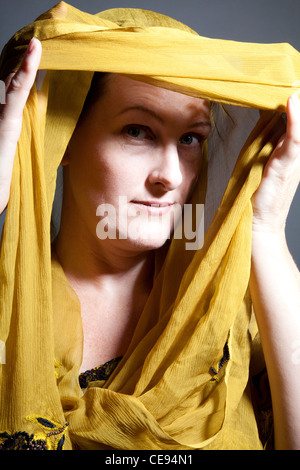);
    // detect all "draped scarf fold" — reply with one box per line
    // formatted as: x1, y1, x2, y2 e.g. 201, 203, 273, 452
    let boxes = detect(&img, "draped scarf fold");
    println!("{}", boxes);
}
0, 2, 298, 450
